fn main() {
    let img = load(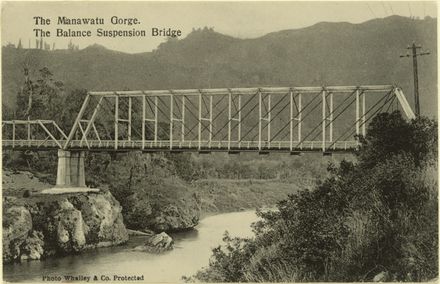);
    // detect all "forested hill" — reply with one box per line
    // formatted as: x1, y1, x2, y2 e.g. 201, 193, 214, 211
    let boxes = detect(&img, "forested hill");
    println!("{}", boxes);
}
2, 15, 437, 117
